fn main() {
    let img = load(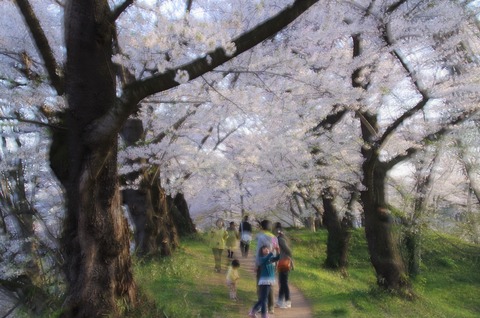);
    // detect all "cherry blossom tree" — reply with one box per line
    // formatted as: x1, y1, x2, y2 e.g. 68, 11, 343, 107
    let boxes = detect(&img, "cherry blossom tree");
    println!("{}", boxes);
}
182, 0, 480, 290
2, 0, 480, 315
4, 0, 320, 315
